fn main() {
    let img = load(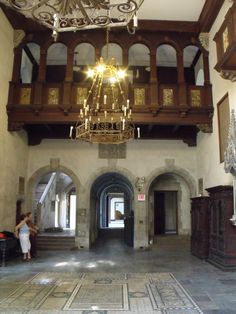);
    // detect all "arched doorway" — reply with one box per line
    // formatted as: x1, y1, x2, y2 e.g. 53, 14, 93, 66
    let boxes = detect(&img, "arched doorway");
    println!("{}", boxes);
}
90, 172, 134, 246
148, 169, 195, 242
33, 171, 76, 233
